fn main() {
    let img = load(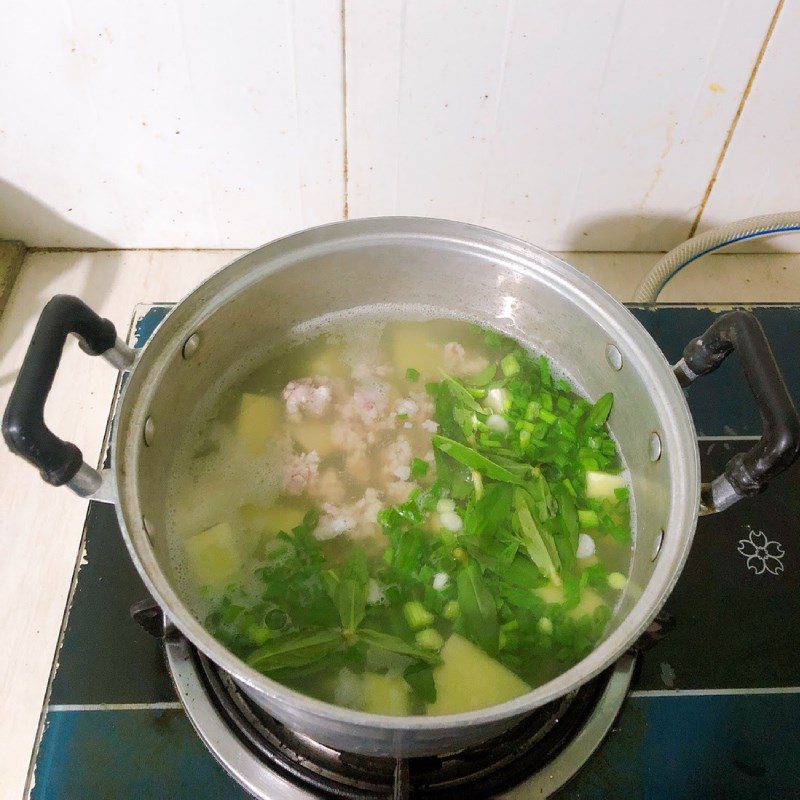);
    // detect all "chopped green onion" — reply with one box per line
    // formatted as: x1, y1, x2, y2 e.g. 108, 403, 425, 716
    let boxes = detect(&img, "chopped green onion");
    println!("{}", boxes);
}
538, 356, 551, 386
442, 600, 460, 620
415, 628, 444, 651
406, 367, 420, 382
578, 509, 600, 528
539, 409, 557, 424
607, 572, 628, 590
404, 601, 435, 630
525, 400, 540, 421
247, 625, 272, 645
470, 468, 484, 500
500, 353, 521, 377
411, 457, 429, 478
